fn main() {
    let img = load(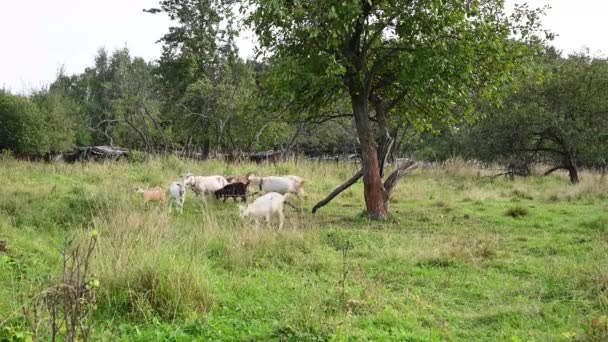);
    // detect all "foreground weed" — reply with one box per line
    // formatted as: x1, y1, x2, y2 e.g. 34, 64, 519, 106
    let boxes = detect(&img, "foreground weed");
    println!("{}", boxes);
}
16, 233, 98, 342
